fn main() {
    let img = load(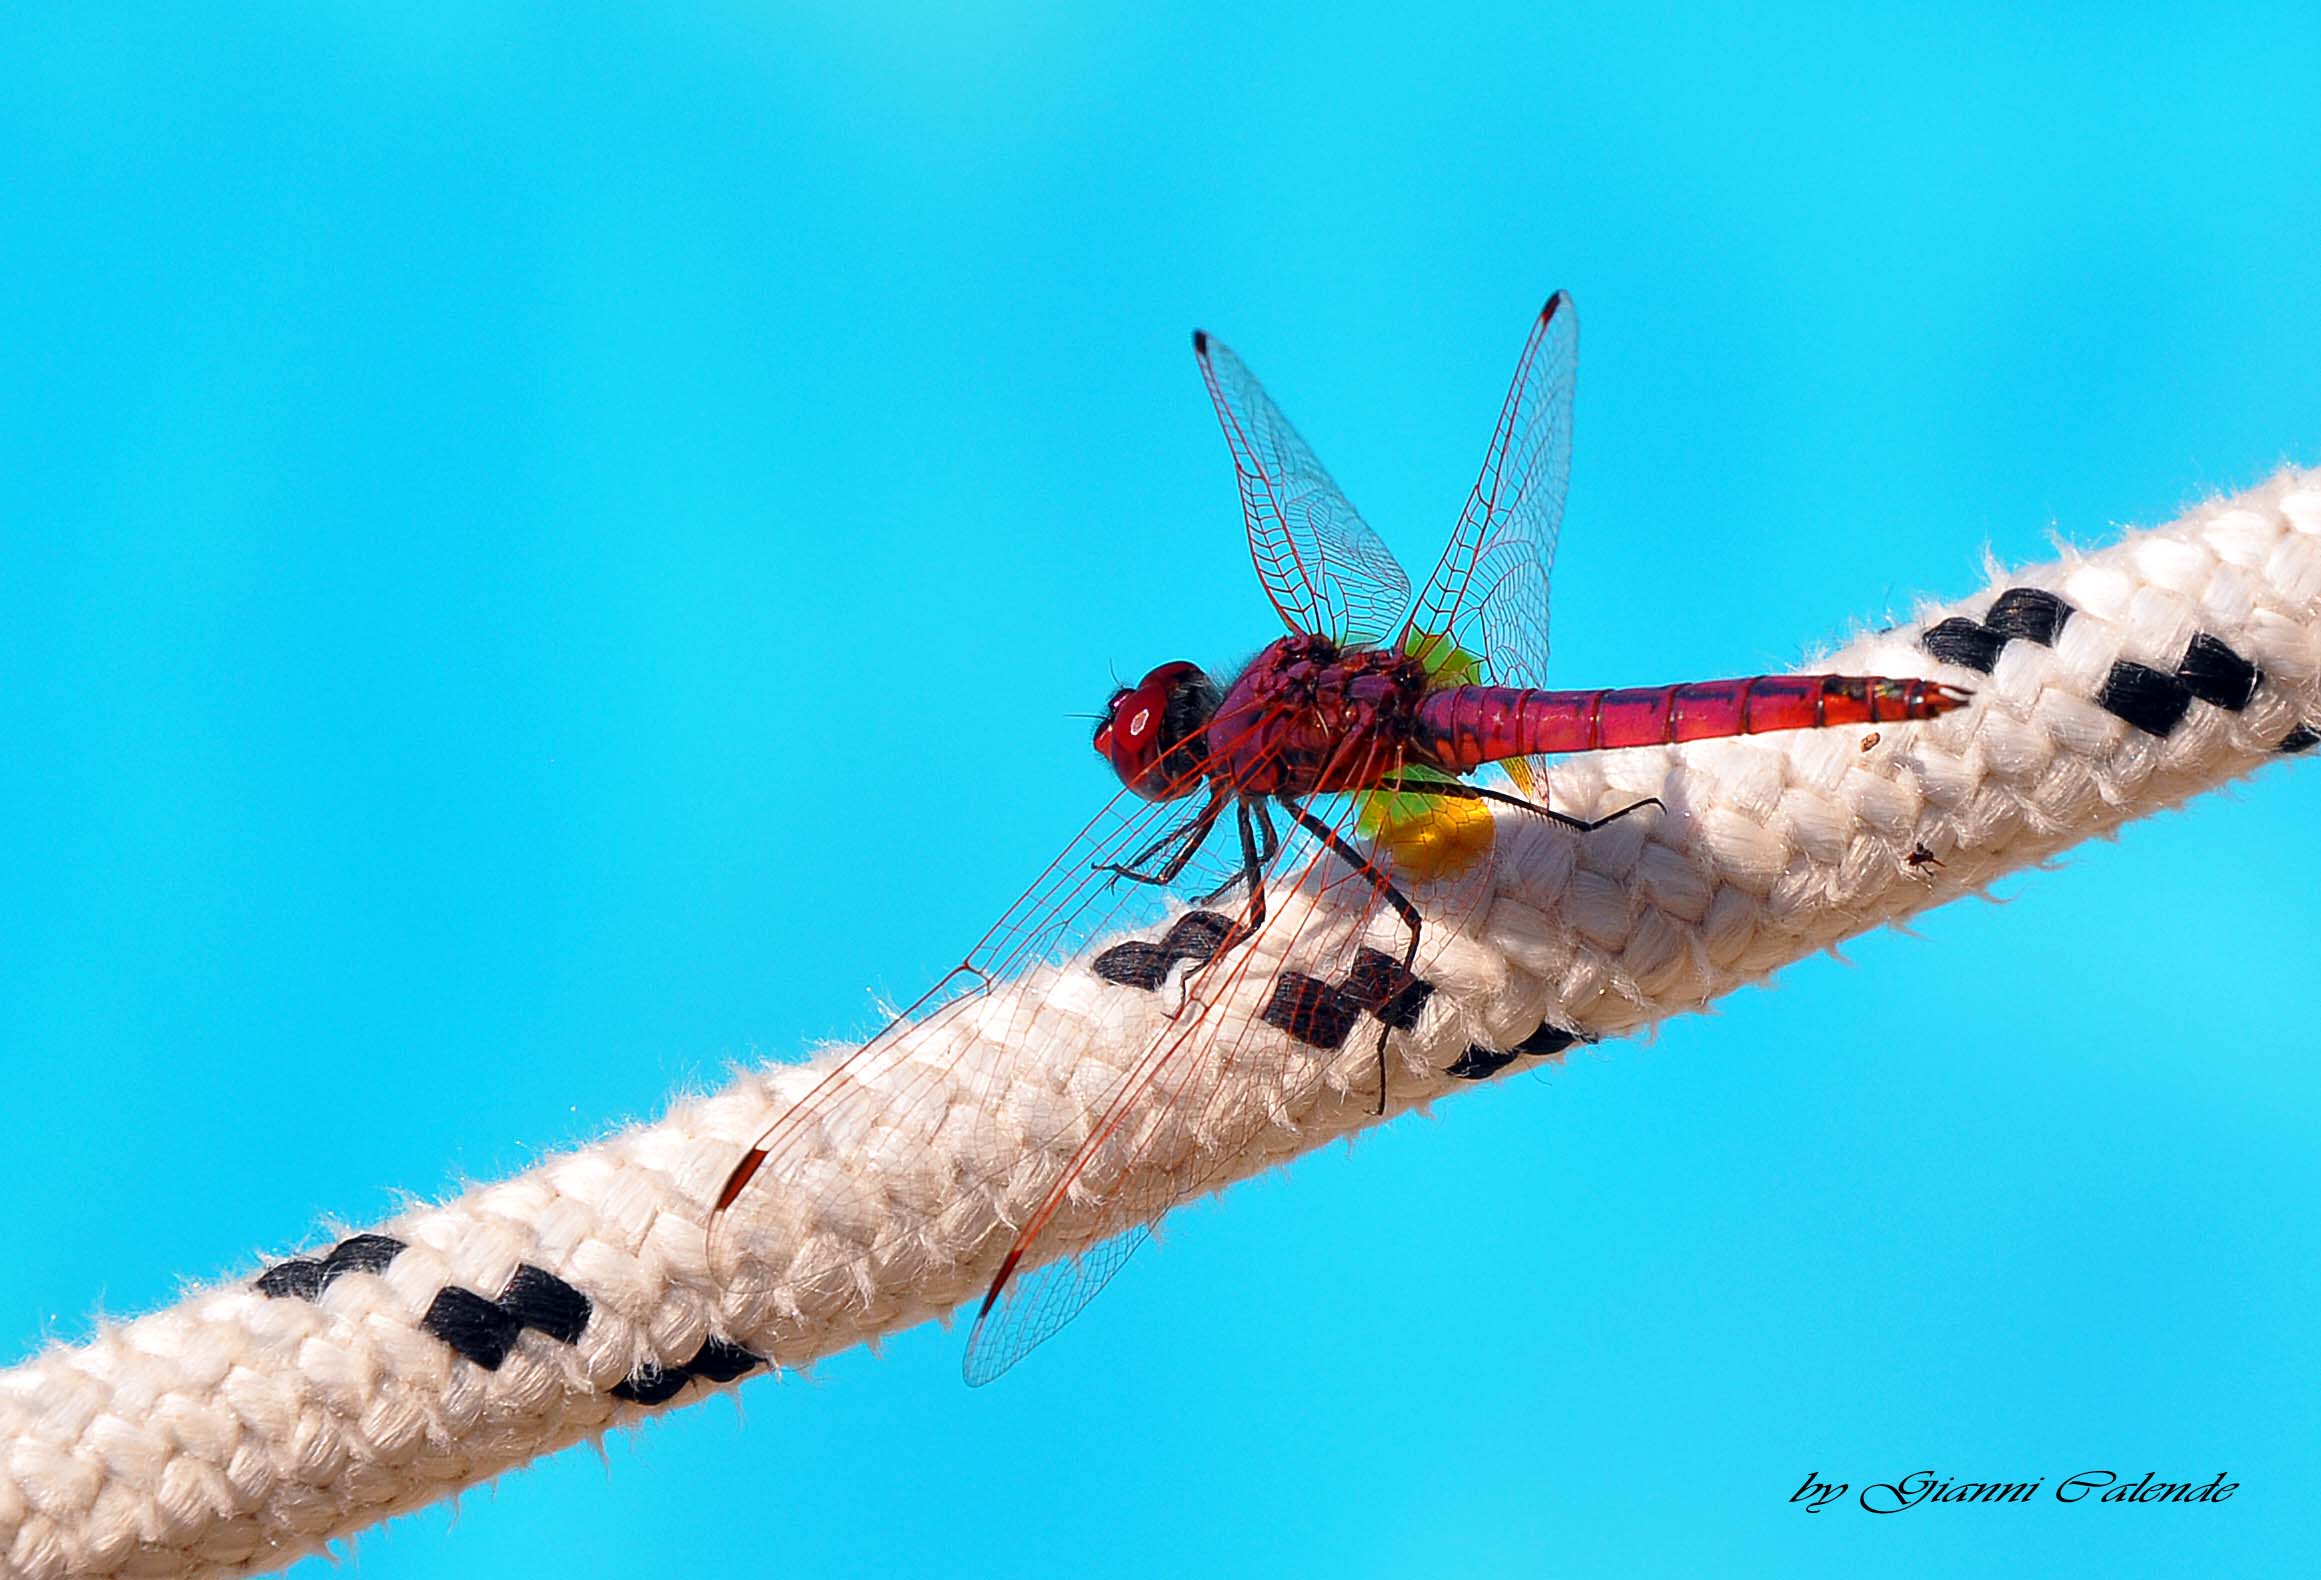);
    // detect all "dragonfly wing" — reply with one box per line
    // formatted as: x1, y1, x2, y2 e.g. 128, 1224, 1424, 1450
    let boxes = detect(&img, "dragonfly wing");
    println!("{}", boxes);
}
708, 711, 1312, 1349
1403, 293, 1576, 800
960, 773, 1495, 1384
706, 760, 1255, 1311
962, 1224, 1149, 1387
1194, 329, 1414, 647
